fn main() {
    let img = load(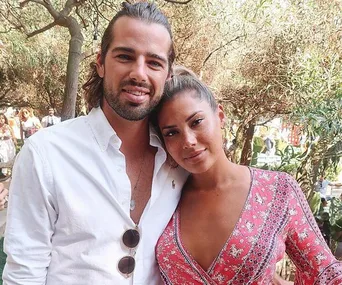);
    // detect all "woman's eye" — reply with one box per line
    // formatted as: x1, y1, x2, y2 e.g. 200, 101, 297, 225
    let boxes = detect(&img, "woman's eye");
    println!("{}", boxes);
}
163, 130, 178, 137
192, 118, 203, 127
